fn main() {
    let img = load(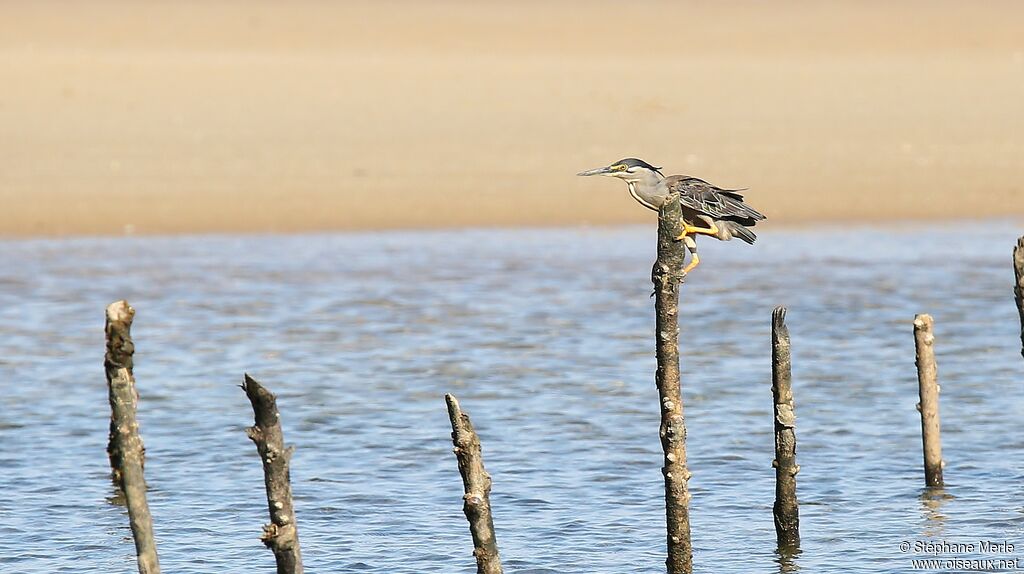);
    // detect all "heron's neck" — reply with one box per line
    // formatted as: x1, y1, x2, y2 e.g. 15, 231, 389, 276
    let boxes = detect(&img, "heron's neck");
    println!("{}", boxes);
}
631, 170, 664, 191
